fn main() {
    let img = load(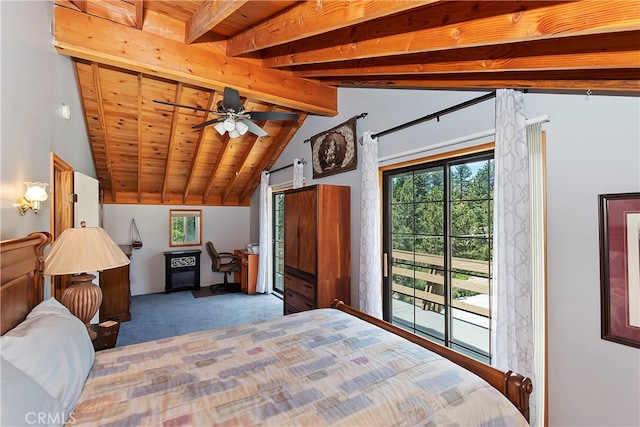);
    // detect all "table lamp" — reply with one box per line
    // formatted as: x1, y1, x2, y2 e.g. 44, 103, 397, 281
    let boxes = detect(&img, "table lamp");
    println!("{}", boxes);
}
44, 222, 130, 339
